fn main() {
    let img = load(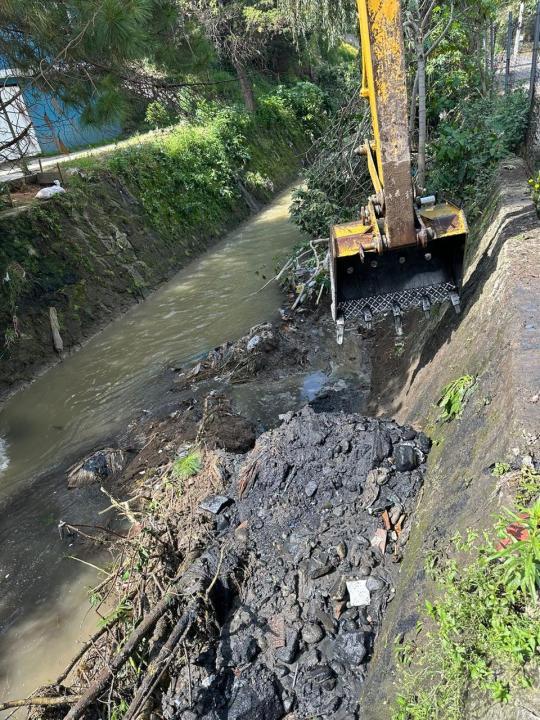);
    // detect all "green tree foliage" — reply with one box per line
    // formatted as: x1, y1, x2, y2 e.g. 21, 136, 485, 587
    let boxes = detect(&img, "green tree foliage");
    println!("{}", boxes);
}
0, 0, 180, 125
